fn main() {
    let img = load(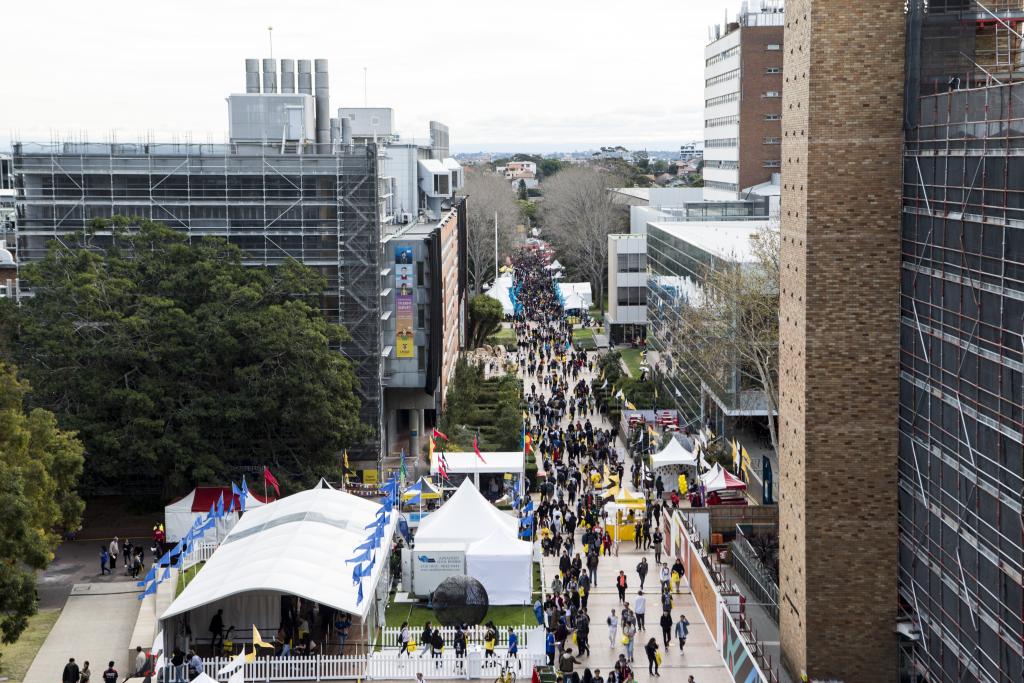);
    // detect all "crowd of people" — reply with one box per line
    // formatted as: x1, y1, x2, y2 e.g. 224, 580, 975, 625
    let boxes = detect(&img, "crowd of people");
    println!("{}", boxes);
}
508, 250, 695, 683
